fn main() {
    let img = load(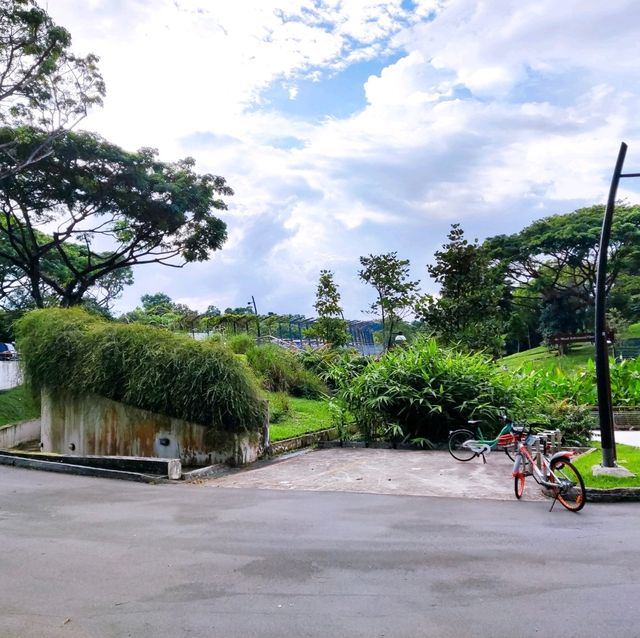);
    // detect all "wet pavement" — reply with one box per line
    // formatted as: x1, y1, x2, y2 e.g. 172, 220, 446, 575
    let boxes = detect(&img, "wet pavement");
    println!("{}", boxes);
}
206, 447, 546, 501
